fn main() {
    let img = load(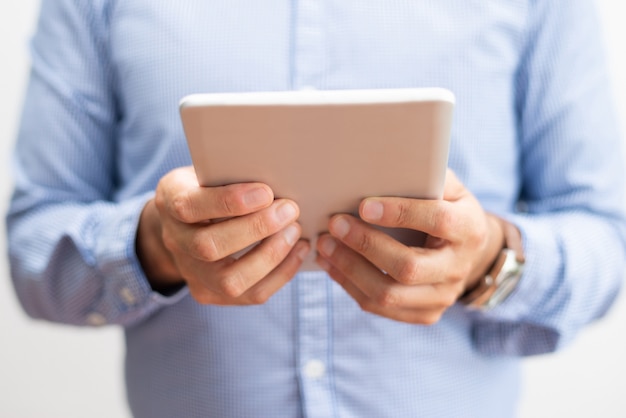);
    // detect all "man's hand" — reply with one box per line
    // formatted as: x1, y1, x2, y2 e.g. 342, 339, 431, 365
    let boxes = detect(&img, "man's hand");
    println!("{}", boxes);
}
137, 166, 310, 305
315, 169, 504, 324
